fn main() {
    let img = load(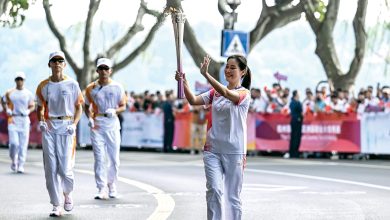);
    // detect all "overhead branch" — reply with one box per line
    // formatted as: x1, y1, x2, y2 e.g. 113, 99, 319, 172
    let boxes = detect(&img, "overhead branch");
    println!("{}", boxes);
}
106, 0, 154, 58
303, 0, 320, 32
250, 1, 304, 50
183, 21, 223, 79
347, 0, 368, 78
42, 0, 80, 73
83, 0, 100, 71
322, 0, 340, 32
113, 13, 166, 72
